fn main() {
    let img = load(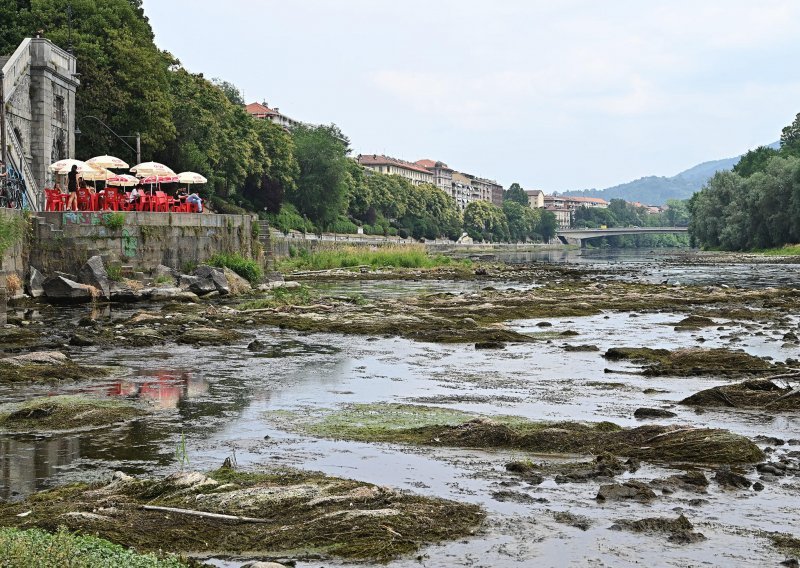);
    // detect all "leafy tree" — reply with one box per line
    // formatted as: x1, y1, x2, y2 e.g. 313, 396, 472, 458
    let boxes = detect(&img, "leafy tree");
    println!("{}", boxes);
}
537, 210, 558, 241
733, 145, 779, 178
663, 199, 689, 226
289, 124, 349, 229
780, 113, 800, 153
463, 201, 509, 242
504, 182, 528, 206
212, 78, 245, 106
